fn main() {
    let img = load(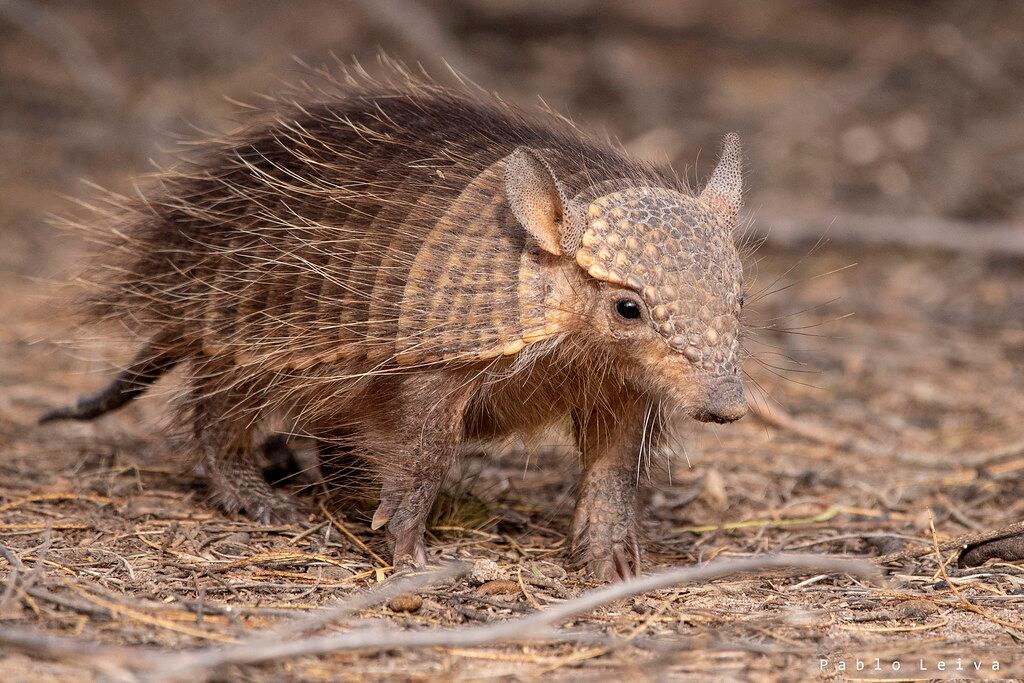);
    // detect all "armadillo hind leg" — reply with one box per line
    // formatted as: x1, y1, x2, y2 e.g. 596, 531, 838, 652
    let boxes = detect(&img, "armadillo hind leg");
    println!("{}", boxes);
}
39, 334, 182, 424
188, 366, 306, 525
206, 443, 305, 525
569, 395, 654, 581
